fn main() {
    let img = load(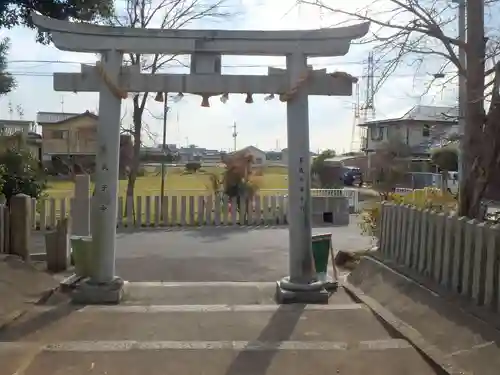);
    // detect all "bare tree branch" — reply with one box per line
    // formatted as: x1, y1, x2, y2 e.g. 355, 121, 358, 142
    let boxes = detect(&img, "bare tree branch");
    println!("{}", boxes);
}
300, 0, 481, 89
104, 0, 236, 205
299, 0, 500, 218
